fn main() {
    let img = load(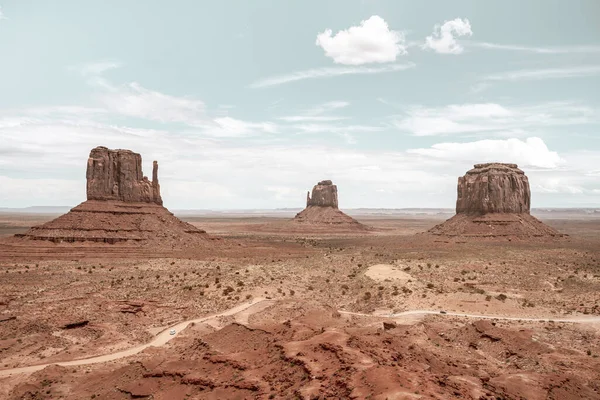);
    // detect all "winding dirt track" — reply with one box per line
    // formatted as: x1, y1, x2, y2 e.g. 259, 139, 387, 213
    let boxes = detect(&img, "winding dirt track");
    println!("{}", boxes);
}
1, 298, 599, 377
